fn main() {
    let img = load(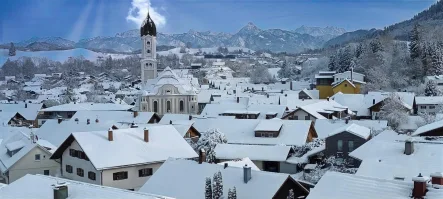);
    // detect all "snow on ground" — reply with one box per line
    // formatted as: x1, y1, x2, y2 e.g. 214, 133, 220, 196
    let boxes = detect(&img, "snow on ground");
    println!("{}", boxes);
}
0, 48, 129, 66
